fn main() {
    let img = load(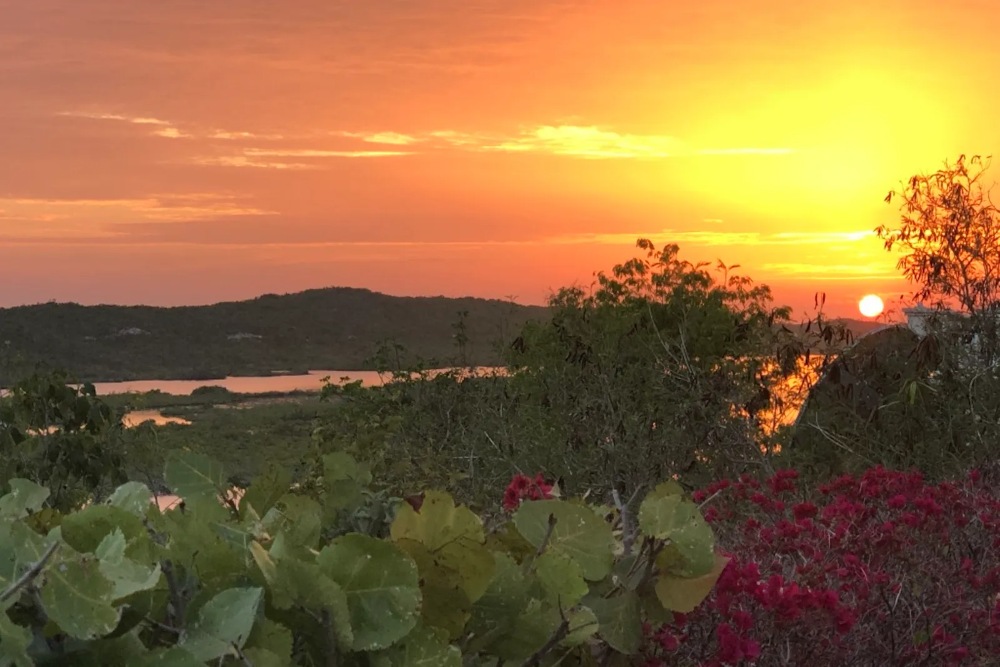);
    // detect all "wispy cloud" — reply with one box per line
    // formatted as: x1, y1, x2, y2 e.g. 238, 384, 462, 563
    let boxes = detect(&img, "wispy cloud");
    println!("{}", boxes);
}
547, 229, 876, 247
0, 194, 274, 226
192, 156, 320, 170
244, 148, 413, 158
761, 262, 900, 280
337, 131, 421, 145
